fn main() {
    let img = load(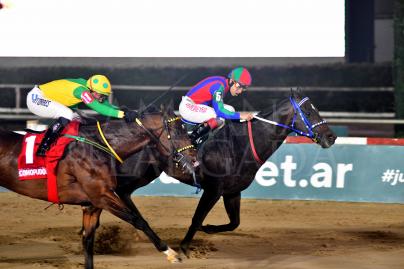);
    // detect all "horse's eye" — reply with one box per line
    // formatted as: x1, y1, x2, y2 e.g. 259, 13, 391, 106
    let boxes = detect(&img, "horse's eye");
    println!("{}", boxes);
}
306, 111, 311, 116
